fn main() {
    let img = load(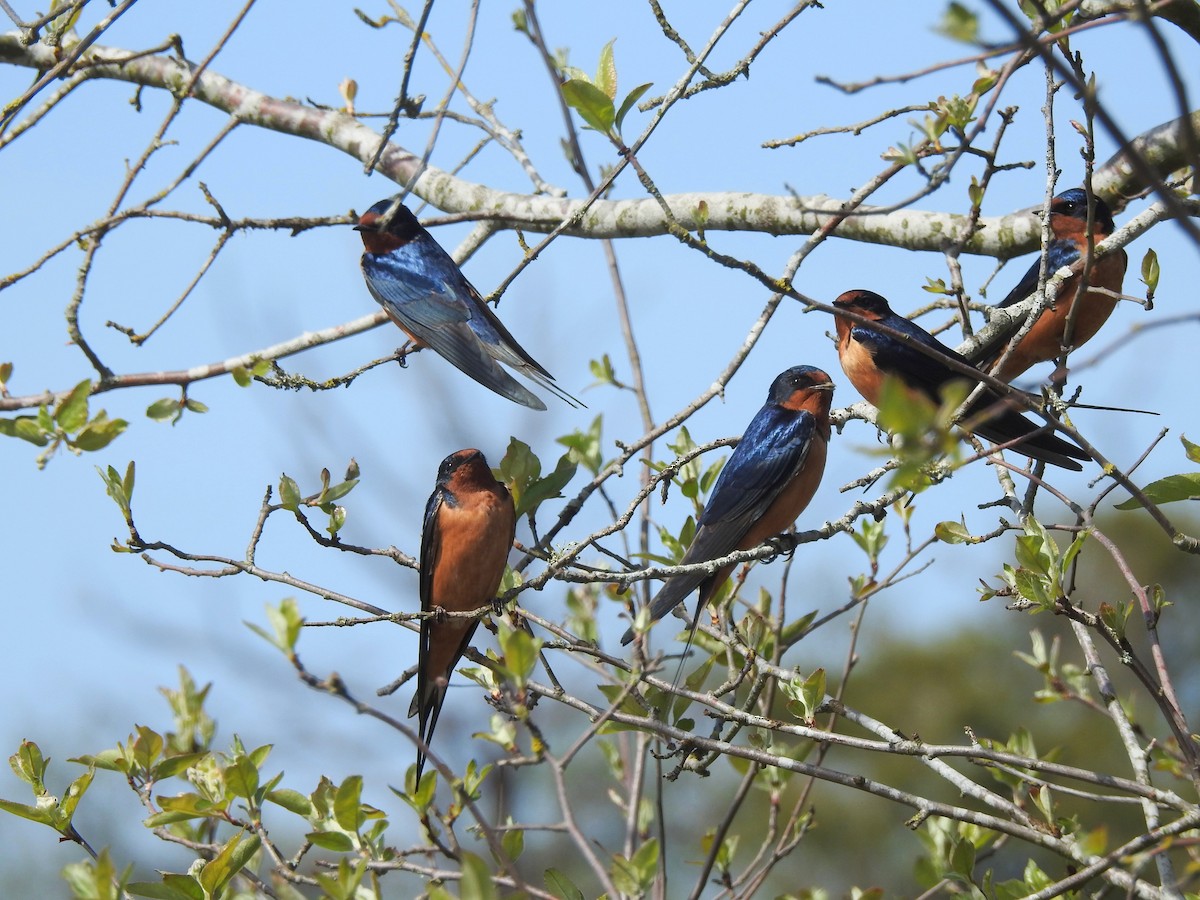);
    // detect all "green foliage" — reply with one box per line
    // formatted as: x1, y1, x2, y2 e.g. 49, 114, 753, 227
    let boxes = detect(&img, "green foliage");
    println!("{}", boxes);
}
656, 425, 726, 513
97, 460, 136, 525
497, 436, 578, 519
1, 668, 431, 896
1116, 434, 1200, 509
934, 518, 973, 544
873, 374, 963, 491
230, 358, 271, 387
558, 414, 604, 475
936, 2, 979, 44
1020, 0, 1074, 33
0, 740, 95, 842
545, 867, 585, 900
146, 393, 208, 425
588, 352, 619, 388
980, 516, 1087, 610
780, 668, 826, 724
560, 39, 651, 141
496, 620, 543, 702
850, 516, 888, 565
611, 838, 659, 895
1140, 248, 1160, 294
274, 460, 359, 534
1014, 631, 1092, 705
246, 598, 305, 655
914, 817, 993, 895
61, 850, 131, 900
0, 378, 128, 467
